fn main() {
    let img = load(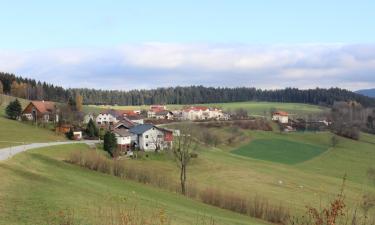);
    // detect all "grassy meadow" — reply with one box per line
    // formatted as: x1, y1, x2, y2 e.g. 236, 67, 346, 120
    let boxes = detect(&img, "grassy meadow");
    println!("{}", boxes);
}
0, 144, 266, 225
0, 106, 65, 148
